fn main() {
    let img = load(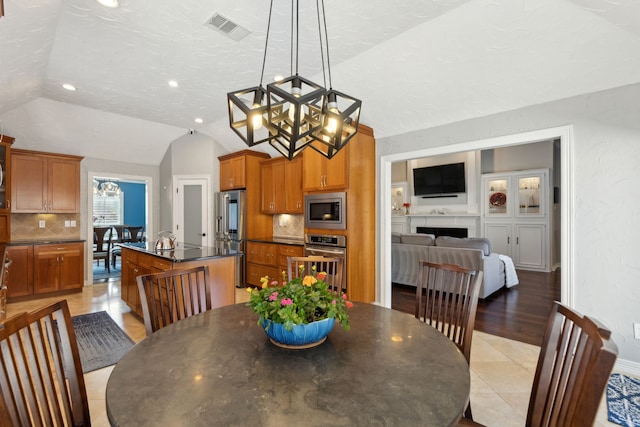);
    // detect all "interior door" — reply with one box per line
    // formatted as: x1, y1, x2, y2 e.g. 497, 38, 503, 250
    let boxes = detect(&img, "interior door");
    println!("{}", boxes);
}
175, 177, 210, 247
